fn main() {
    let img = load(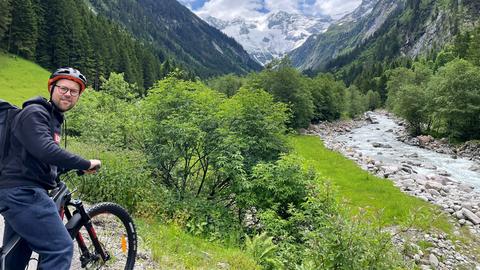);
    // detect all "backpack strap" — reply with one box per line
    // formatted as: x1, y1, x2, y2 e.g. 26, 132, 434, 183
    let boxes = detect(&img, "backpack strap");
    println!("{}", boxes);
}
0, 104, 21, 174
